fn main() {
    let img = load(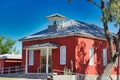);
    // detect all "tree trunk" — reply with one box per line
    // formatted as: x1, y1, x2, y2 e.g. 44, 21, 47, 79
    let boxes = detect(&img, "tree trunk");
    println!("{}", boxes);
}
97, 61, 115, 80
87, 0, 120, 80
97, 1, 118, 79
